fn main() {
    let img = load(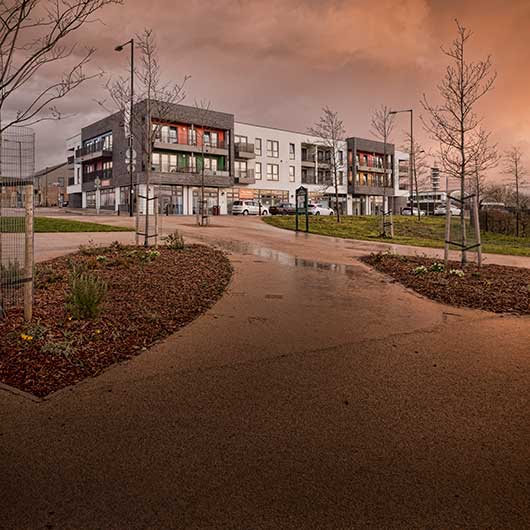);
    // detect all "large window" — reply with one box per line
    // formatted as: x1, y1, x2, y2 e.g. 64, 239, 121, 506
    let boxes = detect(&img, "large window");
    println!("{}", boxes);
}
289, 165, 295, 182
86, 191, 96, 208
267, 140, 279, 158
255, 138, 262, 156
338, 150, 344, 165
255, 162, 262, 180
100, 188, 115, 209
289, 143, 295, 160
235, 135, 248, 144
152, 153, 178, 173
188, 128, 197, 145
267, 163, 279, 181
235, 160, 247, 178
